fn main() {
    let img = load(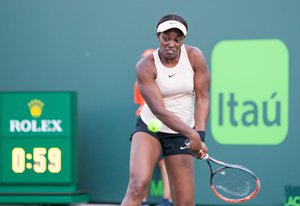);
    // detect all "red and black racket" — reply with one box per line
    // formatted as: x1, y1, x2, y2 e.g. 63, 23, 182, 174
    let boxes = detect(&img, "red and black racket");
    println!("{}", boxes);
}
185, 140, 260, 203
